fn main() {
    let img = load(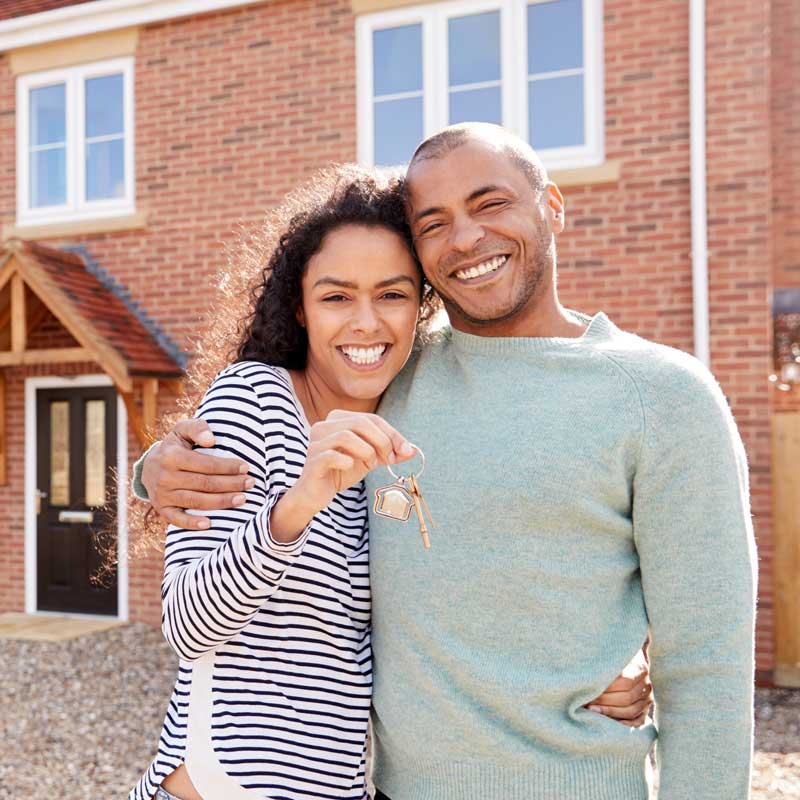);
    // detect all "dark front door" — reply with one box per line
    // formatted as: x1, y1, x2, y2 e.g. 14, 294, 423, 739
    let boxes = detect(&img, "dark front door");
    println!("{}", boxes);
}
36, 386, 118, 615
